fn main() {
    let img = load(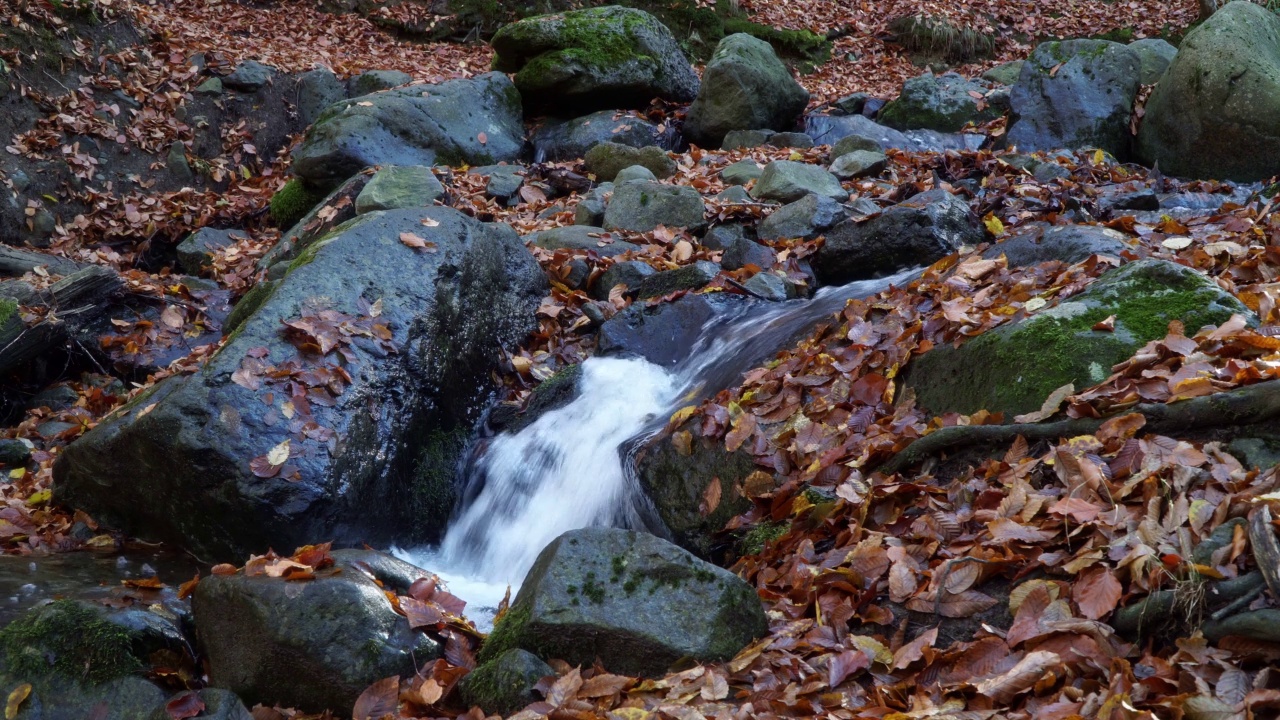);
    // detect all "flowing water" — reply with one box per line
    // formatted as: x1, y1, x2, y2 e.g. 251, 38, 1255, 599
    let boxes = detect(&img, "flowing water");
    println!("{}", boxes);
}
398, 268, 920, 627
